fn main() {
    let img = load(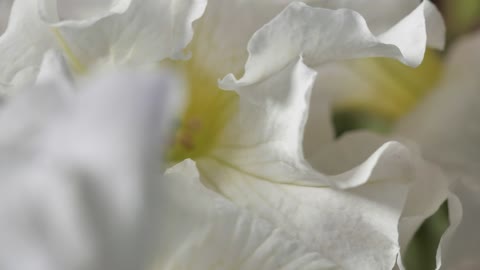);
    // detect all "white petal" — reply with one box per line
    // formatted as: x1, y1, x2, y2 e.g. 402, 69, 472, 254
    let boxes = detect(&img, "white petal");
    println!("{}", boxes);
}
197, 155, 409, 270
214, 59, 327, 185
0, 71, 182, 270
39, 0, 131, 26
195, 58, 432, 269
158, 160, 338, 270
396, 31, 480, 187
45, 0, 207, 67
35, 50, 74, 87
308, 131, 449, 257
209, 2, 448, 267
305, 0, 444, 49
398, 159, 449, 252
440, 185, 478, 270
189, 0, 292, 77
209, 54, 448, 267
0, 0, 56, 93
396, 31, 480, 269
0, 51, 74, 152
252, 1, 444, 151
216, 58, 411, 188
220, 1, 444, 89
0, 0, 207, 92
